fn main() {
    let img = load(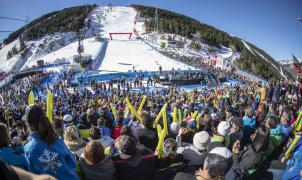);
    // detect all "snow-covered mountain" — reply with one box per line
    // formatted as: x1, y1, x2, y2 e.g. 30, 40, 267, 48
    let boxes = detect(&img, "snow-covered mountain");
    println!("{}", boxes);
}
0, 5, 284, 80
